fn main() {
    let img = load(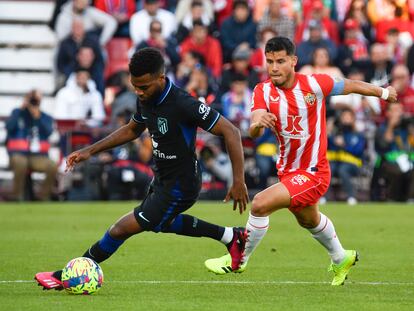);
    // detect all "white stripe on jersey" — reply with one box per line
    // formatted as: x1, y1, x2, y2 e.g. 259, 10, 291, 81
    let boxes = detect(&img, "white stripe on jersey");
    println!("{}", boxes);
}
306, 75, 324, 172
276, 88, 290, 173
263, 82, 271, 111
290, 82, 309, 171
